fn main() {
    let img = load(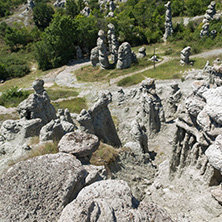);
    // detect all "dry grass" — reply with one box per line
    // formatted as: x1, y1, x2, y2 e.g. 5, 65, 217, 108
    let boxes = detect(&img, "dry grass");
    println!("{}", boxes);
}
90, 142, 120, 166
